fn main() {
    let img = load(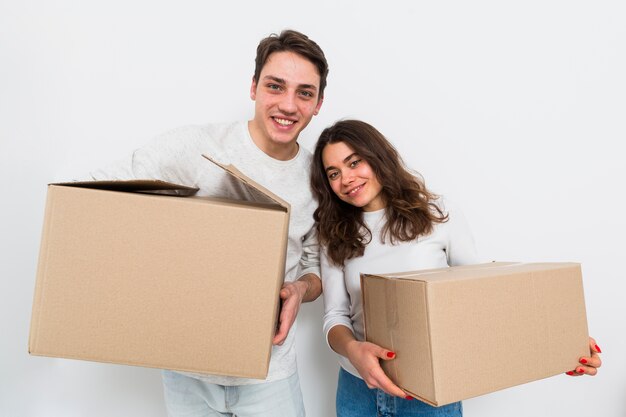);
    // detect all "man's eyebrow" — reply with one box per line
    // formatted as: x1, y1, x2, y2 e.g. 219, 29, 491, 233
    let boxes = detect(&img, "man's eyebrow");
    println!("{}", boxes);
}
324, 153, 358, 172
263, 75, 286, 85
298, 83, 318, 92
262, 75, 318, 92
